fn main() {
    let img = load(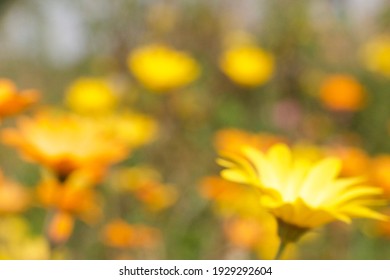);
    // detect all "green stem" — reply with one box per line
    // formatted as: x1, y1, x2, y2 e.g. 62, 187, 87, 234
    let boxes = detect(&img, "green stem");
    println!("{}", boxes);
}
275, 239, 288, 260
